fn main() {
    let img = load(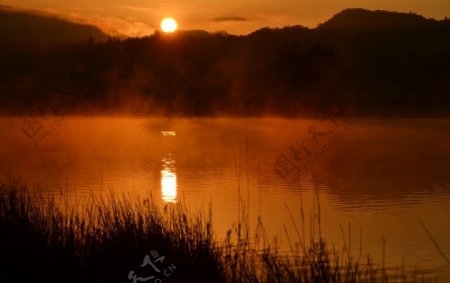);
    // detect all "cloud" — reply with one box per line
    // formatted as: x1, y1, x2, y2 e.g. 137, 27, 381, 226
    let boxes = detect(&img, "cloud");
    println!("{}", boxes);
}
212, 16, 250, 22
35, 9, 155, 37
88, 16, 154, 37
110, 5, 157, 14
